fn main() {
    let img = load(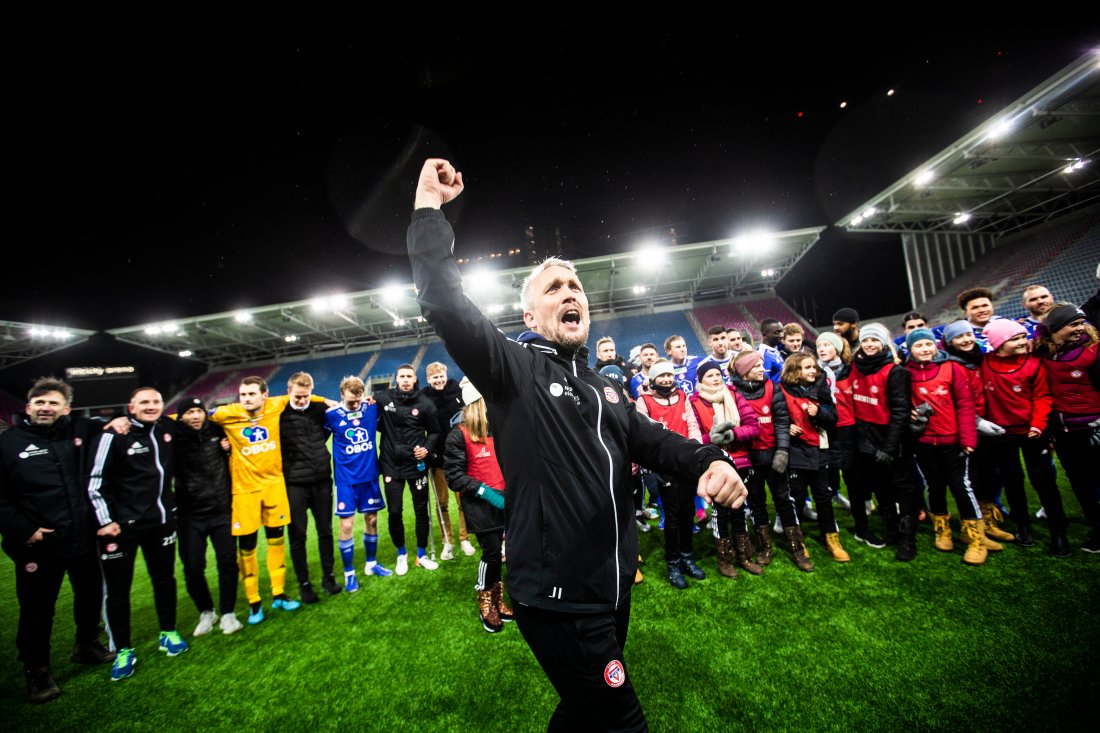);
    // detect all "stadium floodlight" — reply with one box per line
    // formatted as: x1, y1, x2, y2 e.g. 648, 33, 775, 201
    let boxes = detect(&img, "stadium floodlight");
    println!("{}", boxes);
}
733, 230, 777, 254
234, 310, 253, 324
144, 325, 162, 336
380, 284, 405, 305
328, 293, 349, 310
914, 170, 935, 187
1063, 158, 1088, 174
487, 304, 504, 314
513, 302, 523, 311
393, 318, 406, 327
284, 334, 298, 342
886, 89, 895, 97
178, 350, 193, 358
465, 267, 497, 292
953, 212, 972, 225
632, 285, 647, 295
761, 269, 777, 278
839, 101, 847, 109
635, 242, 666, 271
988, 119, 1013, 140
